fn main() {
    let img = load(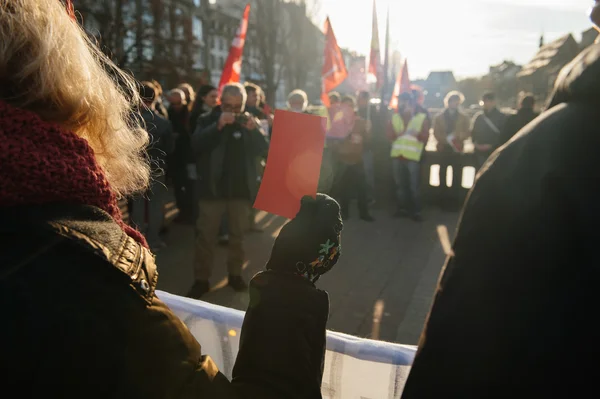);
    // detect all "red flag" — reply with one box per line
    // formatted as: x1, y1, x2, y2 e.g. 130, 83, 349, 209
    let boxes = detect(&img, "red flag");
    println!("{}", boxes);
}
321, 17, 348, 107
218, 4, 250, 96
368, 0, 383, 88
389, 59, 411, 110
